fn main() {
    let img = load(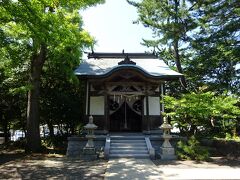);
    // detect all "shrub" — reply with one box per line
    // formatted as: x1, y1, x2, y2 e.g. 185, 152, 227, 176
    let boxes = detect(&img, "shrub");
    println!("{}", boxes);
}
176, 136, 210, 161
42, 135, 67, 150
